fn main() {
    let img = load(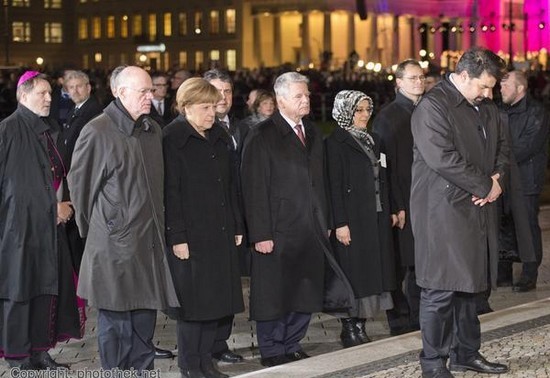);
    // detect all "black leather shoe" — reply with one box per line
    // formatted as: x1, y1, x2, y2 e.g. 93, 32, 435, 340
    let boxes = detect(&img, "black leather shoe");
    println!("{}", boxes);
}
421, 367, 455, 378
6, 358, 37, 370
200, 359, 229, 378
513, 280, 536, 292
260, 354, 291, 367
180, 368, 206, 378
450, 355, 508, 374
31, 352, 69, 370
155, 347, 175, 359
212, 350, 243, 363
285, 350, 310, 361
